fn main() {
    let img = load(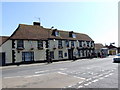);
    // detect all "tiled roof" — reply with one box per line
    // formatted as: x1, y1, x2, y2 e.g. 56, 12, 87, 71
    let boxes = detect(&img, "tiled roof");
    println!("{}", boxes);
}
0, 36, 9, 46
10, 24, 93, 41
95, 43, 105, 50
106, 45, 117, 49
10, 24, 48, 40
